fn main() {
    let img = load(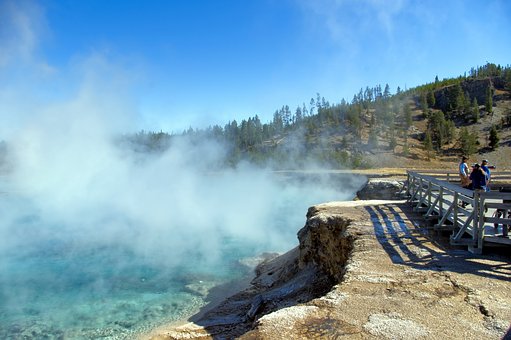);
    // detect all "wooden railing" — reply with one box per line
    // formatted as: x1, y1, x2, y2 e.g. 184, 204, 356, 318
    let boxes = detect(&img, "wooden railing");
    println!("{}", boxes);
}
407, 169, 511, 184
405, 170, 511, 253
